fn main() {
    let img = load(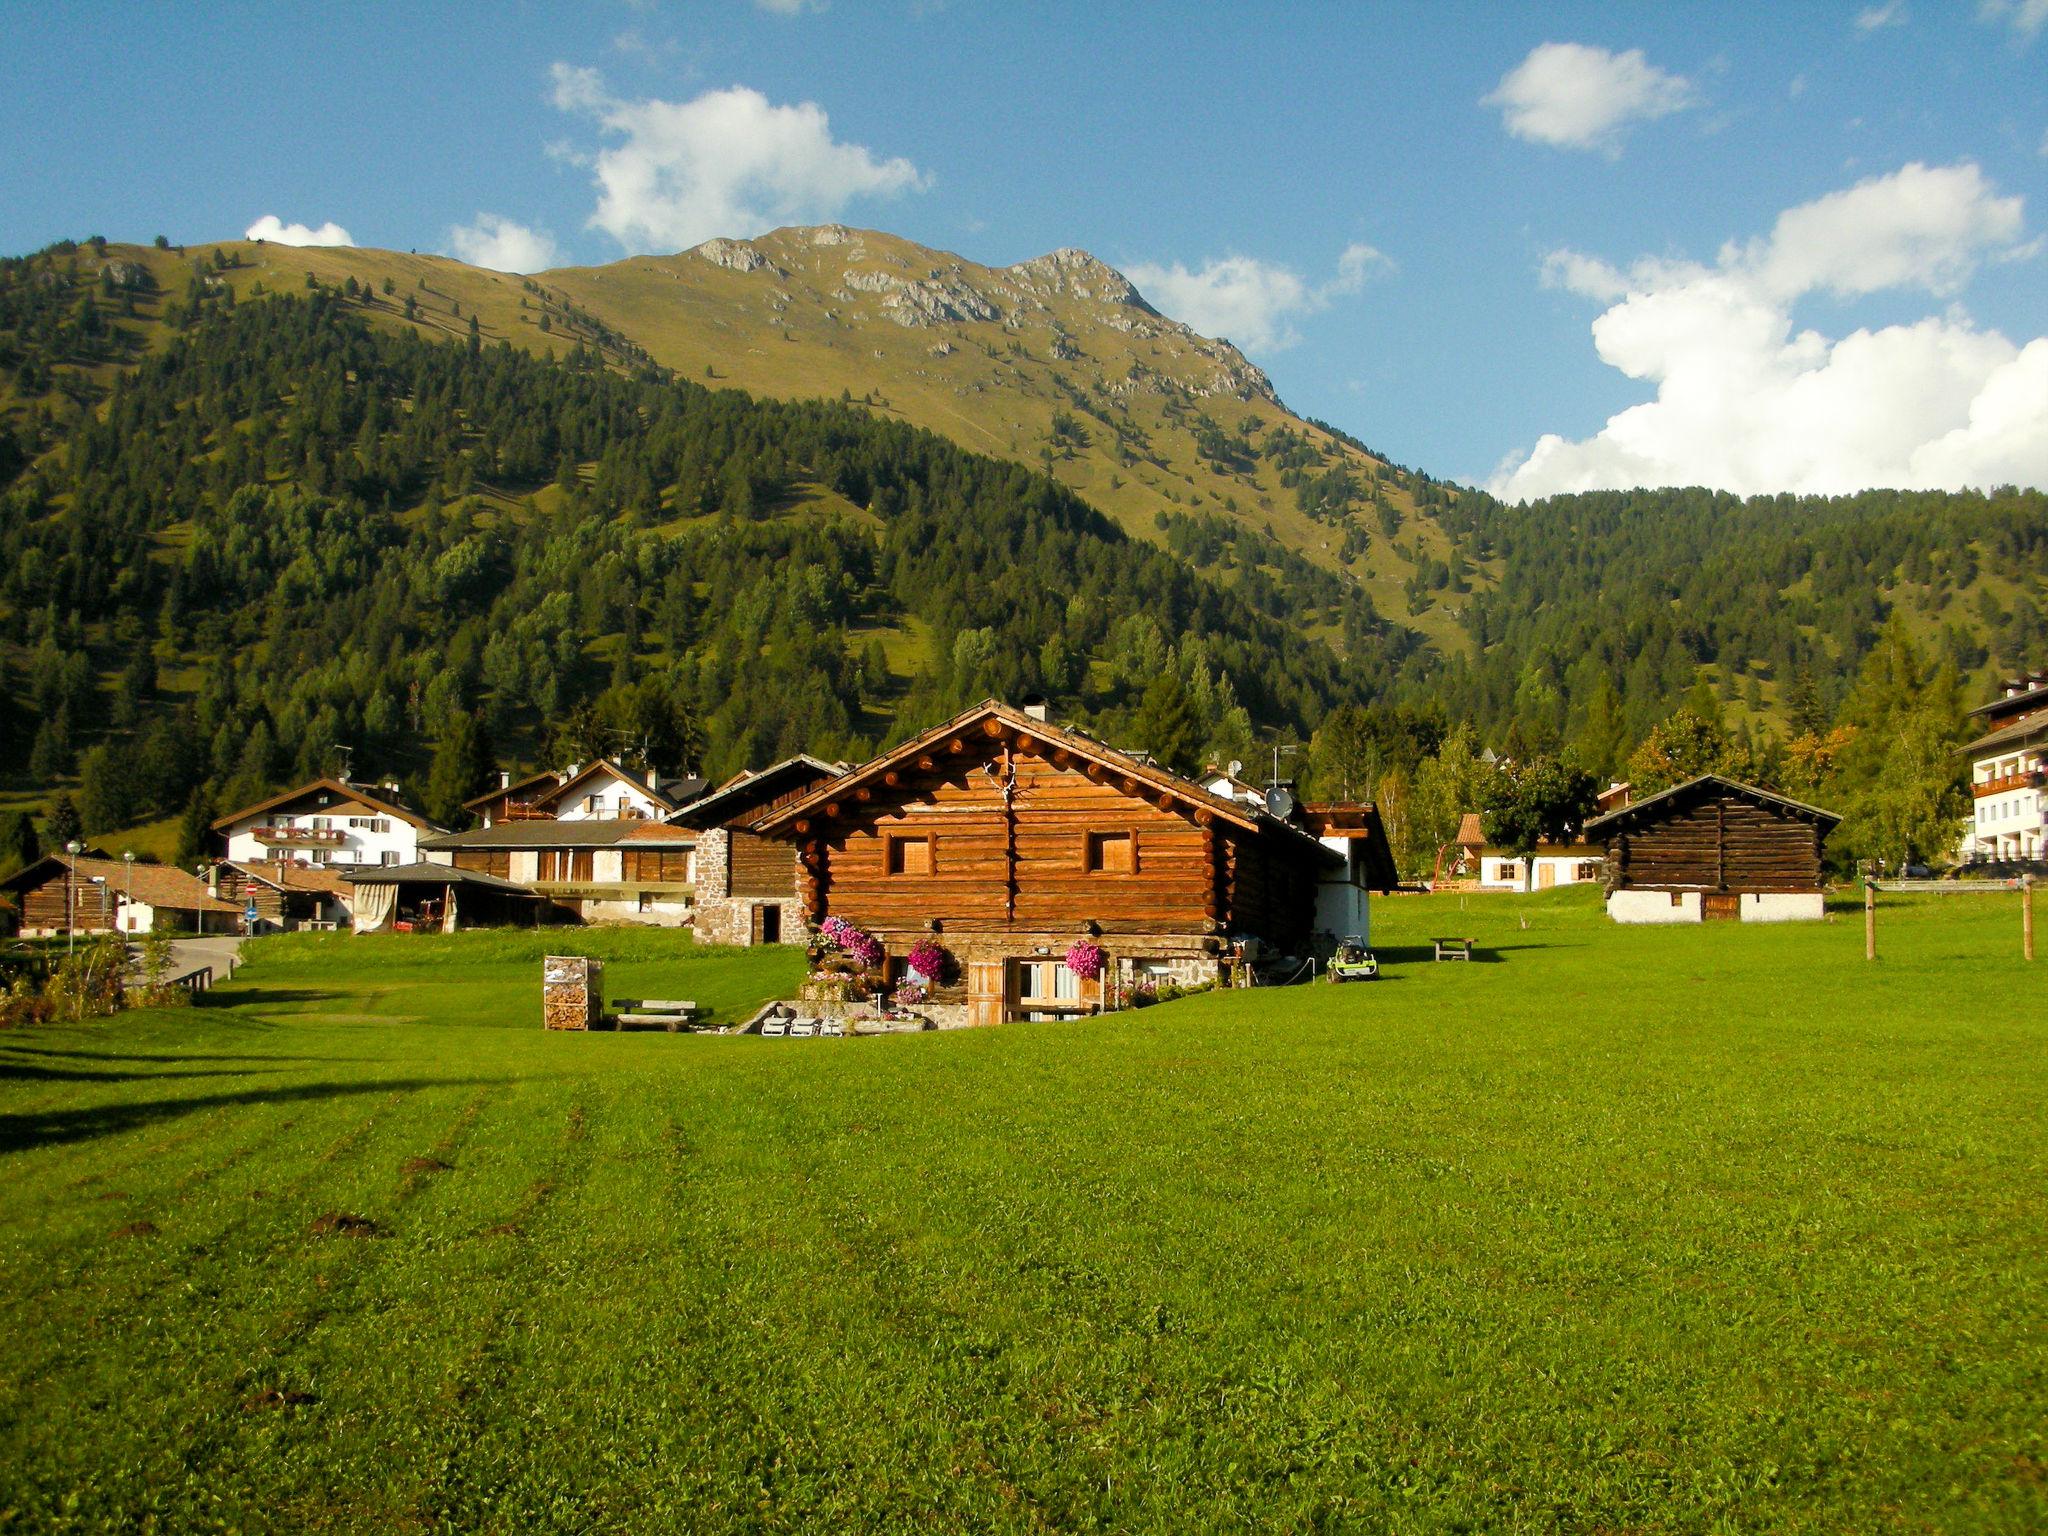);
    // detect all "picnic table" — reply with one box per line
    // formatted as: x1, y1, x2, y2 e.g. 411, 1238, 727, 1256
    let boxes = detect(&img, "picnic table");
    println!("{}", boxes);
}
610, 998, 701, 1032
1431, 937, 1475, 962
